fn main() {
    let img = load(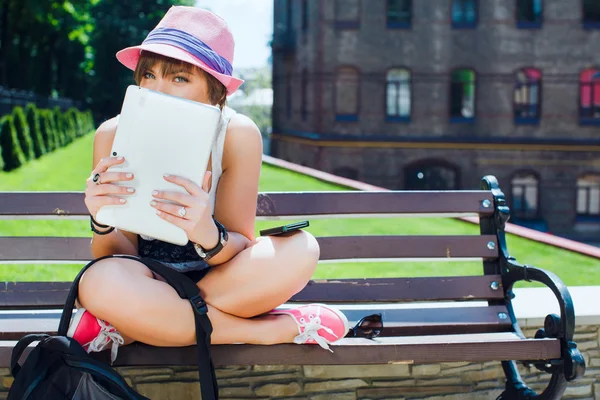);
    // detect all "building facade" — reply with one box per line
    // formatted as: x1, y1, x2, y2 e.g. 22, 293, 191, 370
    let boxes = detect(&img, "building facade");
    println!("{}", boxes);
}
271, 0, 600, 243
